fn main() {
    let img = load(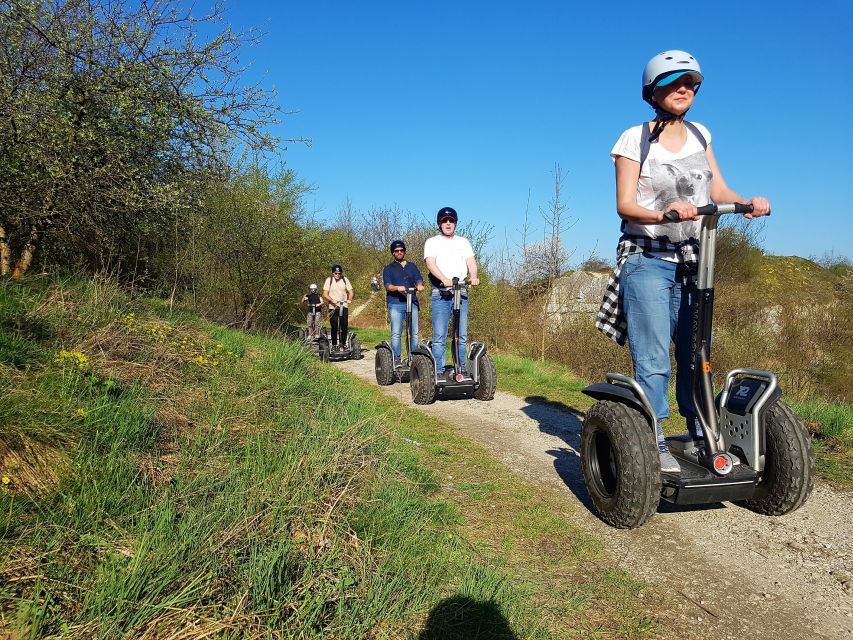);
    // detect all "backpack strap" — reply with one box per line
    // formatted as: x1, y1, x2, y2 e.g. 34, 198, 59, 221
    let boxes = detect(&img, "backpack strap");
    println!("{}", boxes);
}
624, 121, 709, 234
638, 120, 707, 172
